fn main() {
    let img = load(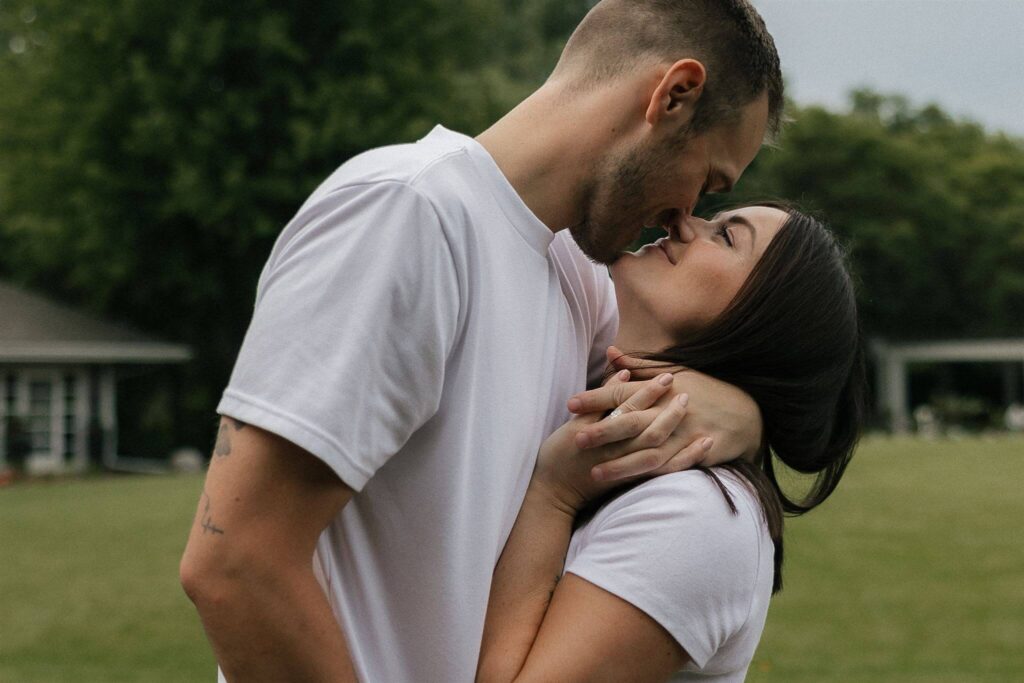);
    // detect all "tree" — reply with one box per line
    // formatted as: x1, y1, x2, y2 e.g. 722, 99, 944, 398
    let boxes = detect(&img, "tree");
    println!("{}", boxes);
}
704, 92, 1024, 341
0, 0, 590, 450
